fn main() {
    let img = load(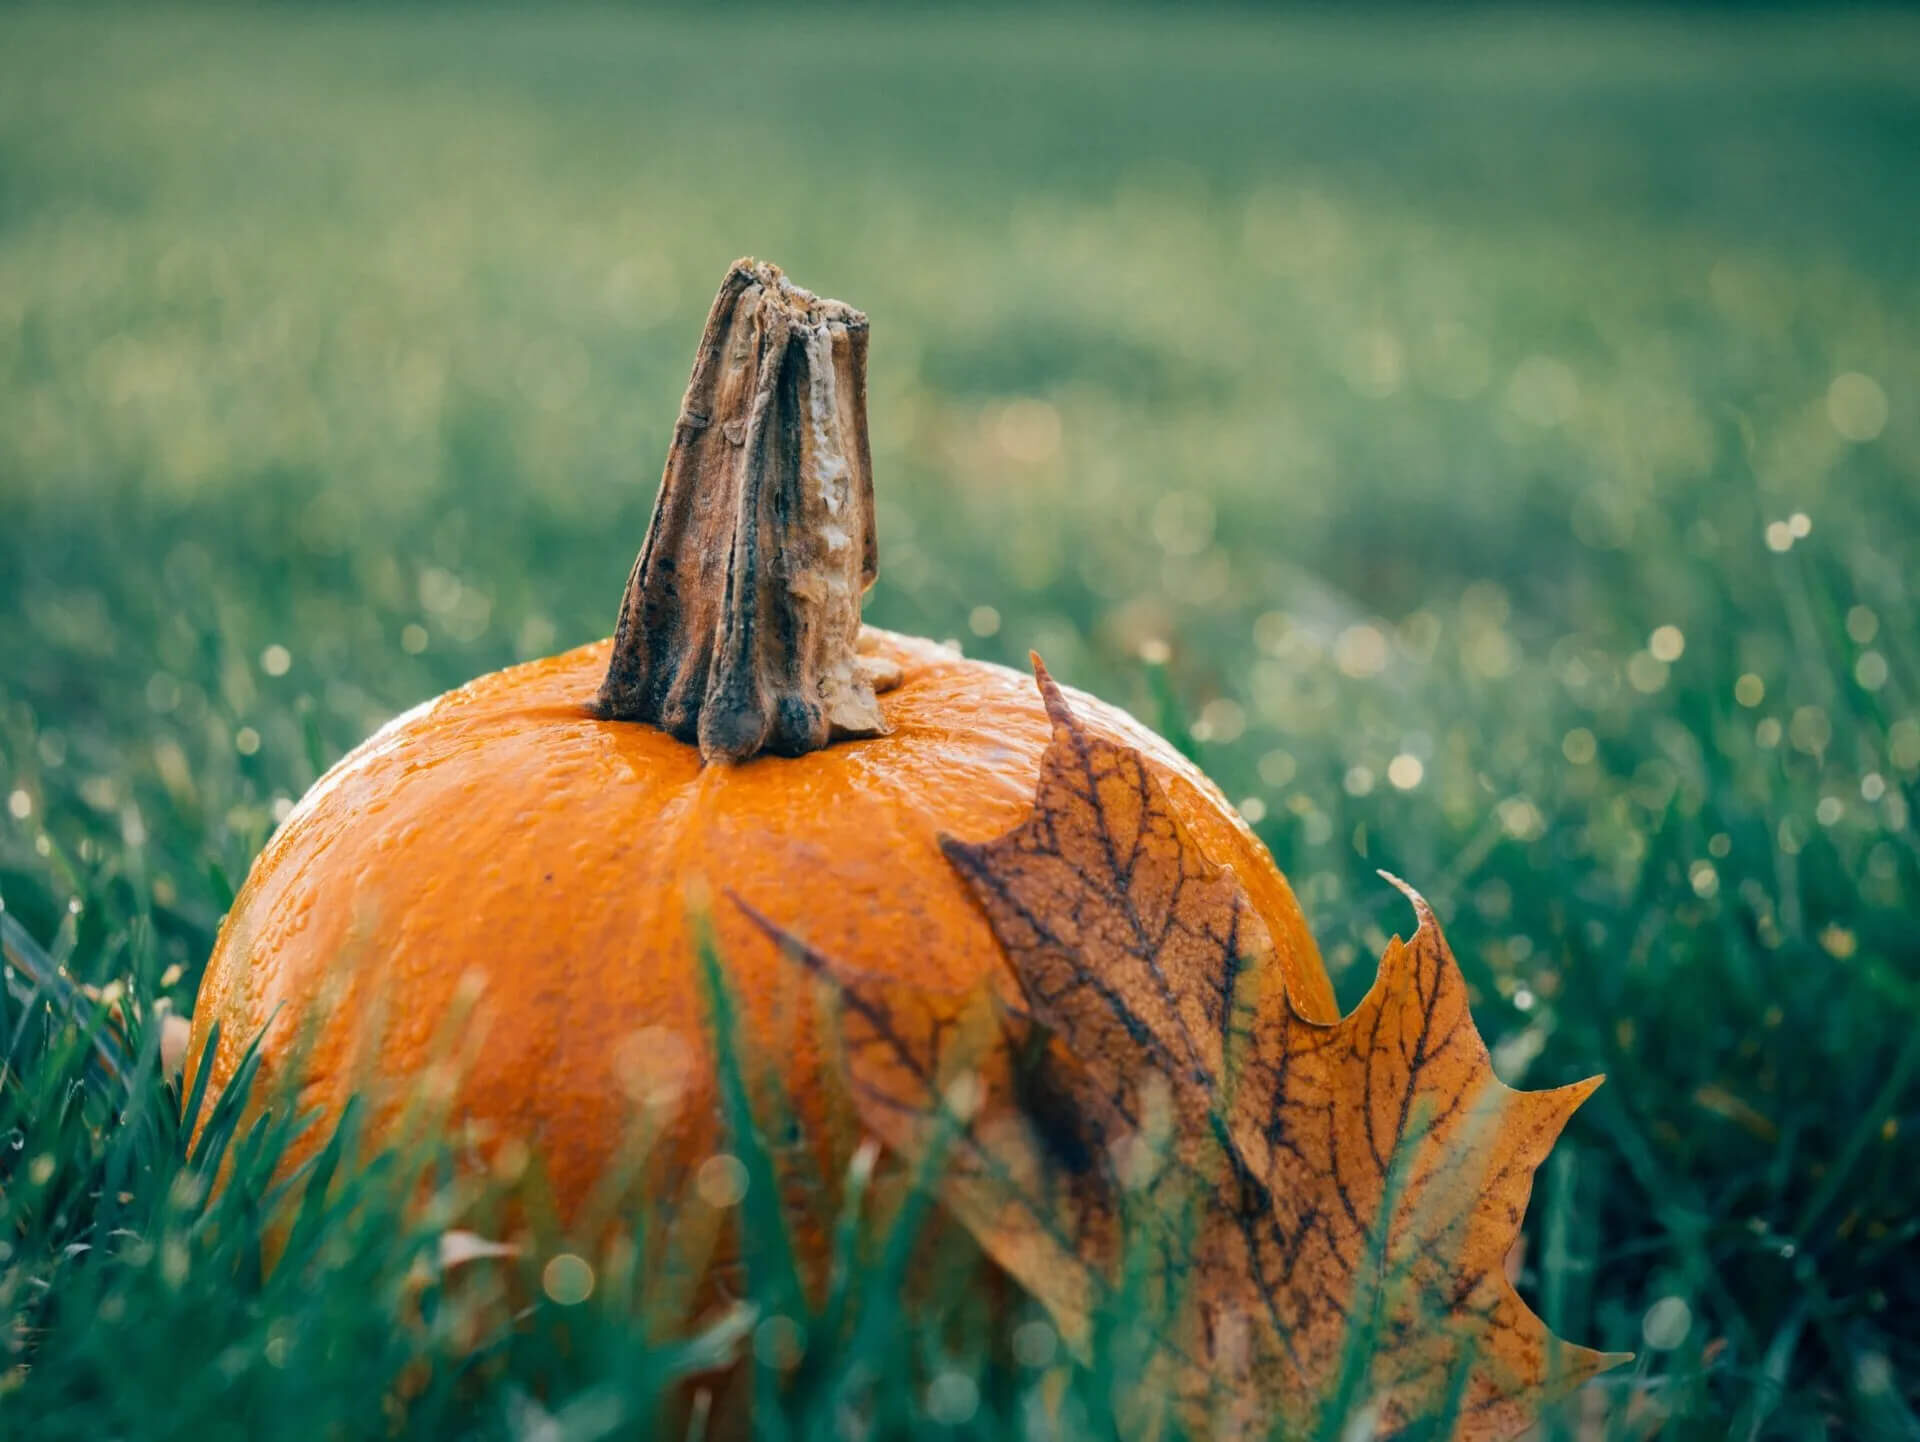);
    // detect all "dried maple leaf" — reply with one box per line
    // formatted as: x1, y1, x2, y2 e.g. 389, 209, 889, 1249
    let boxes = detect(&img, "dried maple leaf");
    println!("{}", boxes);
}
747, 658, 1626, 1440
